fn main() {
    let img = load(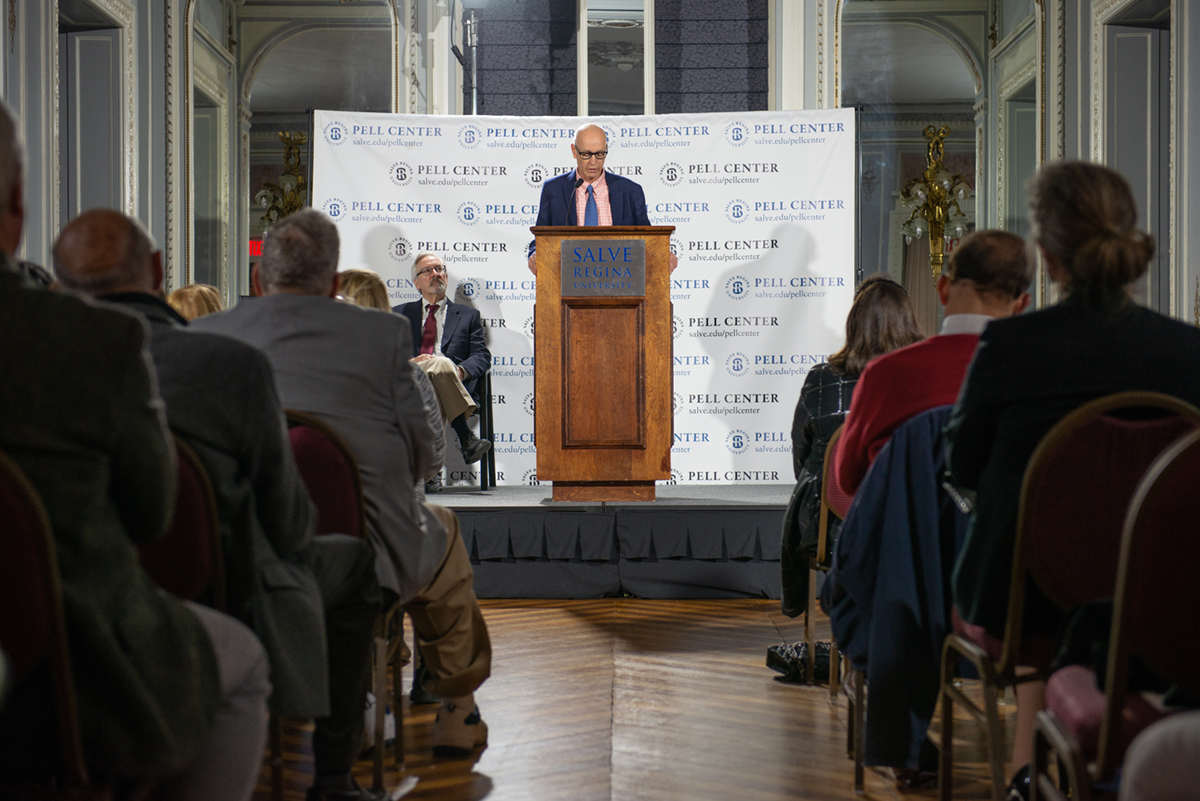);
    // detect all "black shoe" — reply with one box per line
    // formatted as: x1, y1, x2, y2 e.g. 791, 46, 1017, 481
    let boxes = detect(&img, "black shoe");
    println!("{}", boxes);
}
425, 473, 443, 494
460, 433, 491, 464
305, 777, 388, 801
410, 651, 440, 706
1006, 765, 1031, 801
766, 641, 831, 683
